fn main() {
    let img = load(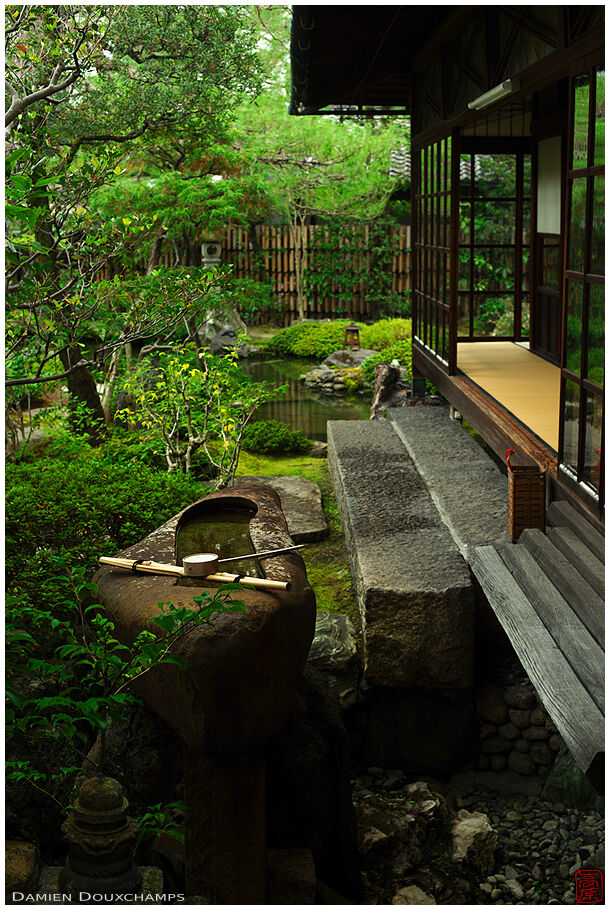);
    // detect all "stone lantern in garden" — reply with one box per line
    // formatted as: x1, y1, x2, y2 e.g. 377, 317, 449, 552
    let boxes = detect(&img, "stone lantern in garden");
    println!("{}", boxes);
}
343, 322, 361, 350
